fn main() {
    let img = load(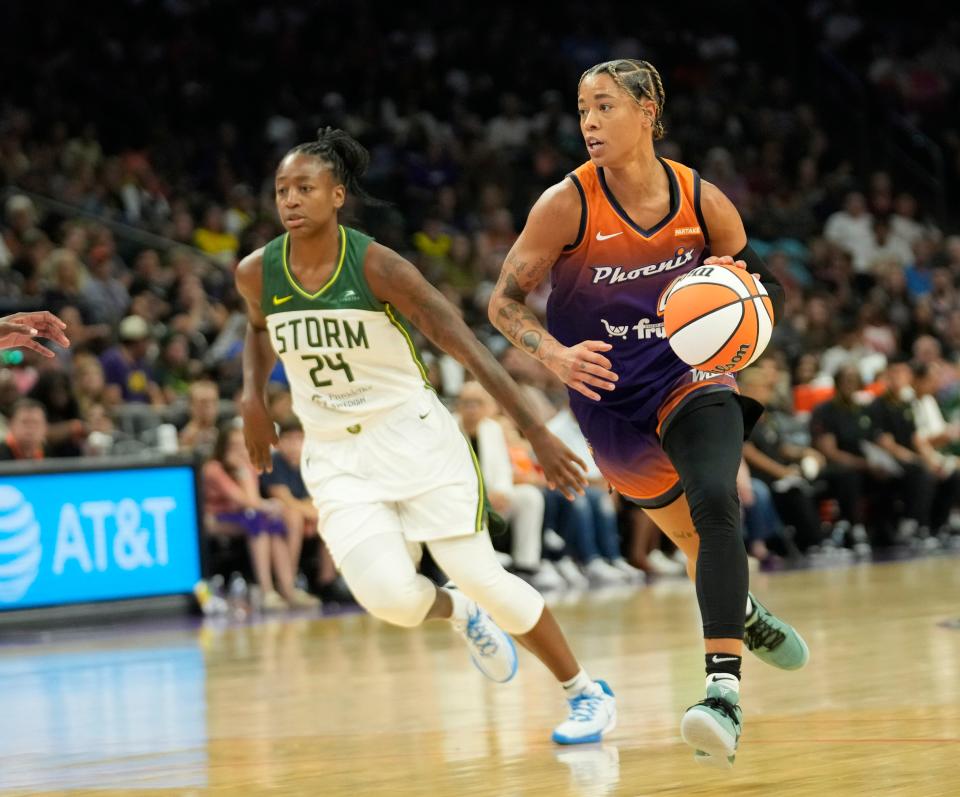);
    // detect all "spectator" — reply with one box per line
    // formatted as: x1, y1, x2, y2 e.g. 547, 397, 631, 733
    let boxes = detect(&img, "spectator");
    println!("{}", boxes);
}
456, 381, 560, 589
99, 315, 163, 406
823, 192, 875, 274
870, 359, 960, 543
260, 418, 351, 602
202, 421, 318, 610
80, 233, 130, 325
28, 370, 84, 457
179, 379, 222, 458
154, 332, 199, 402
738, 459, 787, 568
544, 400, 644, 585
194, 205, 239, 264
0, 398, 47, 460
740, 361, 825, 552
810, 365, 879, 551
